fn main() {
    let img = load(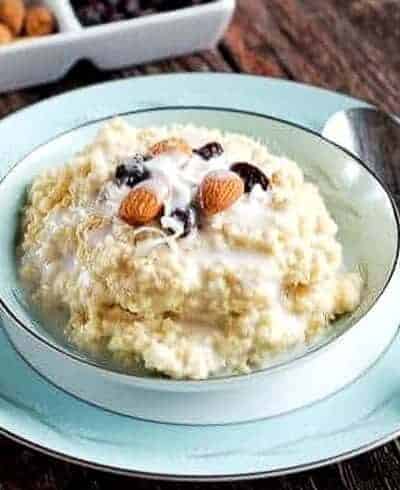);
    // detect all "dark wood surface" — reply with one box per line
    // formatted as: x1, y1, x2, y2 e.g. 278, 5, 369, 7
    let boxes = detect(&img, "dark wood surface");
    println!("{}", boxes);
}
1, 0, 400, 488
